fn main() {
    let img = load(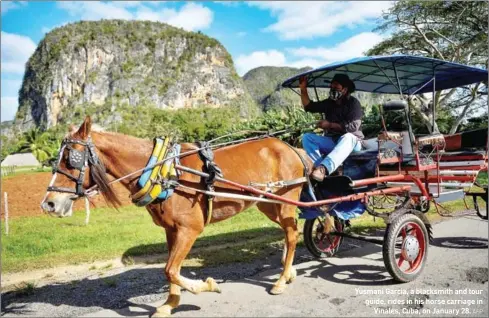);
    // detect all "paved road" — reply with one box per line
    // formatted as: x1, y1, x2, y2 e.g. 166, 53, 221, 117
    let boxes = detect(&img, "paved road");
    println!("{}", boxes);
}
2, 214, 488, 318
